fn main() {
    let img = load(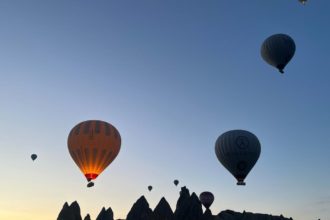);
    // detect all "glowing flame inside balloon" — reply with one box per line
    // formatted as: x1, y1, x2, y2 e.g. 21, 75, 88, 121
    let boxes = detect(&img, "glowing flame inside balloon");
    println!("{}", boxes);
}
67, 120, 121, 182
